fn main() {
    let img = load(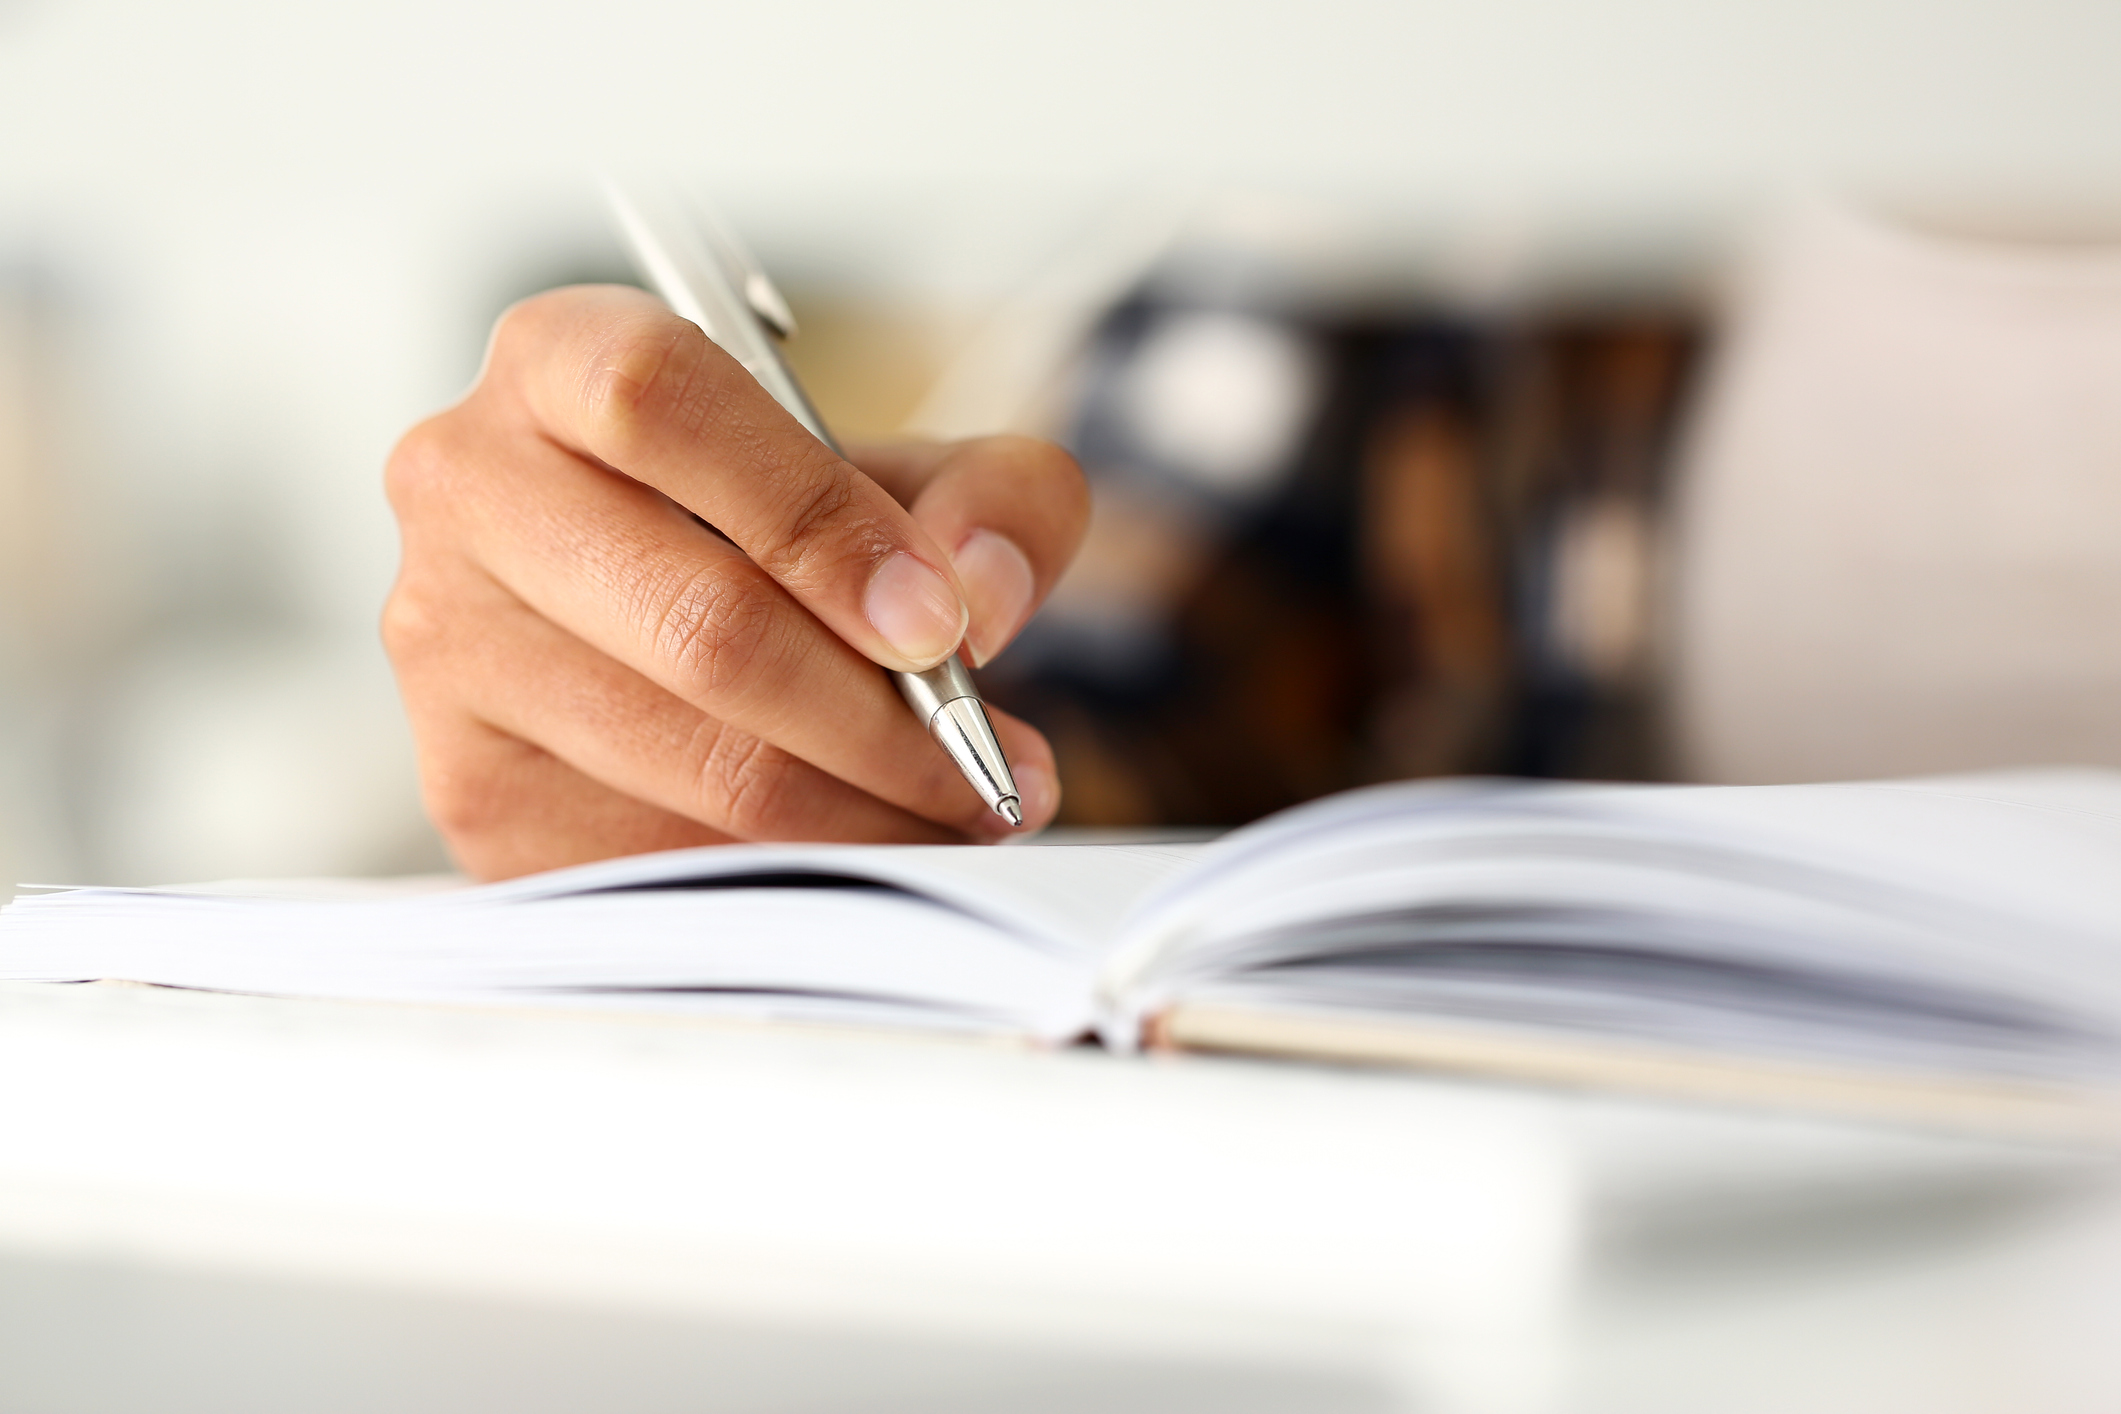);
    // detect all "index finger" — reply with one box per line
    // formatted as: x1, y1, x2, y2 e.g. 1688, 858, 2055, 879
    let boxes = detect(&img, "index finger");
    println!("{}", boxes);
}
483, 285, 972, 674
